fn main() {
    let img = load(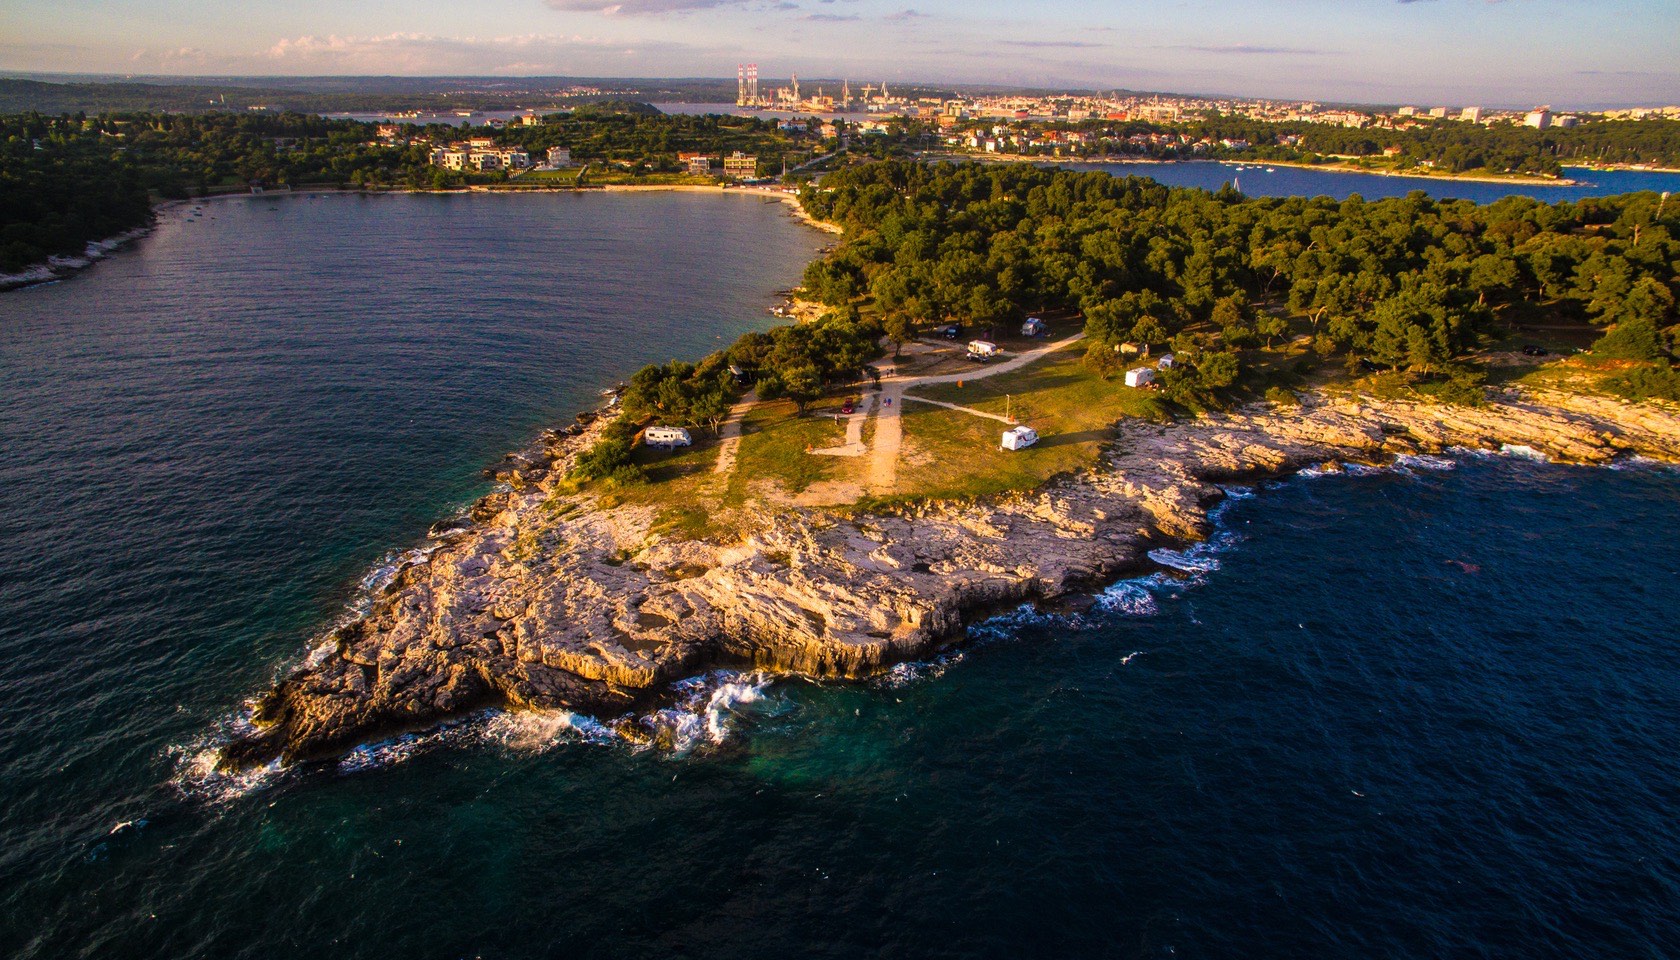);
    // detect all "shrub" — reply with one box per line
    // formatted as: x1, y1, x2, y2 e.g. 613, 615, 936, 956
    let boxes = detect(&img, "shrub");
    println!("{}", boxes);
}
1265, 386, 1302, 407
1603, 365, 1680, 403
1592, 317, 1666, 361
